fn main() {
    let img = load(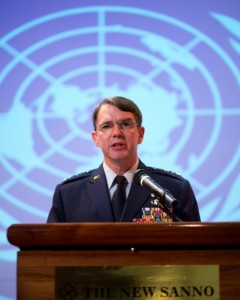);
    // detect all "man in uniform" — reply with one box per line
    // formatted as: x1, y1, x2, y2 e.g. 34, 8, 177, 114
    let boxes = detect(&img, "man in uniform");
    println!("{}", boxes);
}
47, 96, 200, 222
